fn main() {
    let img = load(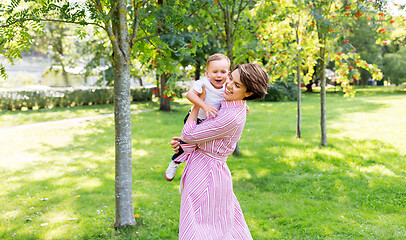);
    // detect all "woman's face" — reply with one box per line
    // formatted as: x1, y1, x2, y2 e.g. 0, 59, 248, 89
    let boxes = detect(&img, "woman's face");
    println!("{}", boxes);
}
223, 69, 253, 101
